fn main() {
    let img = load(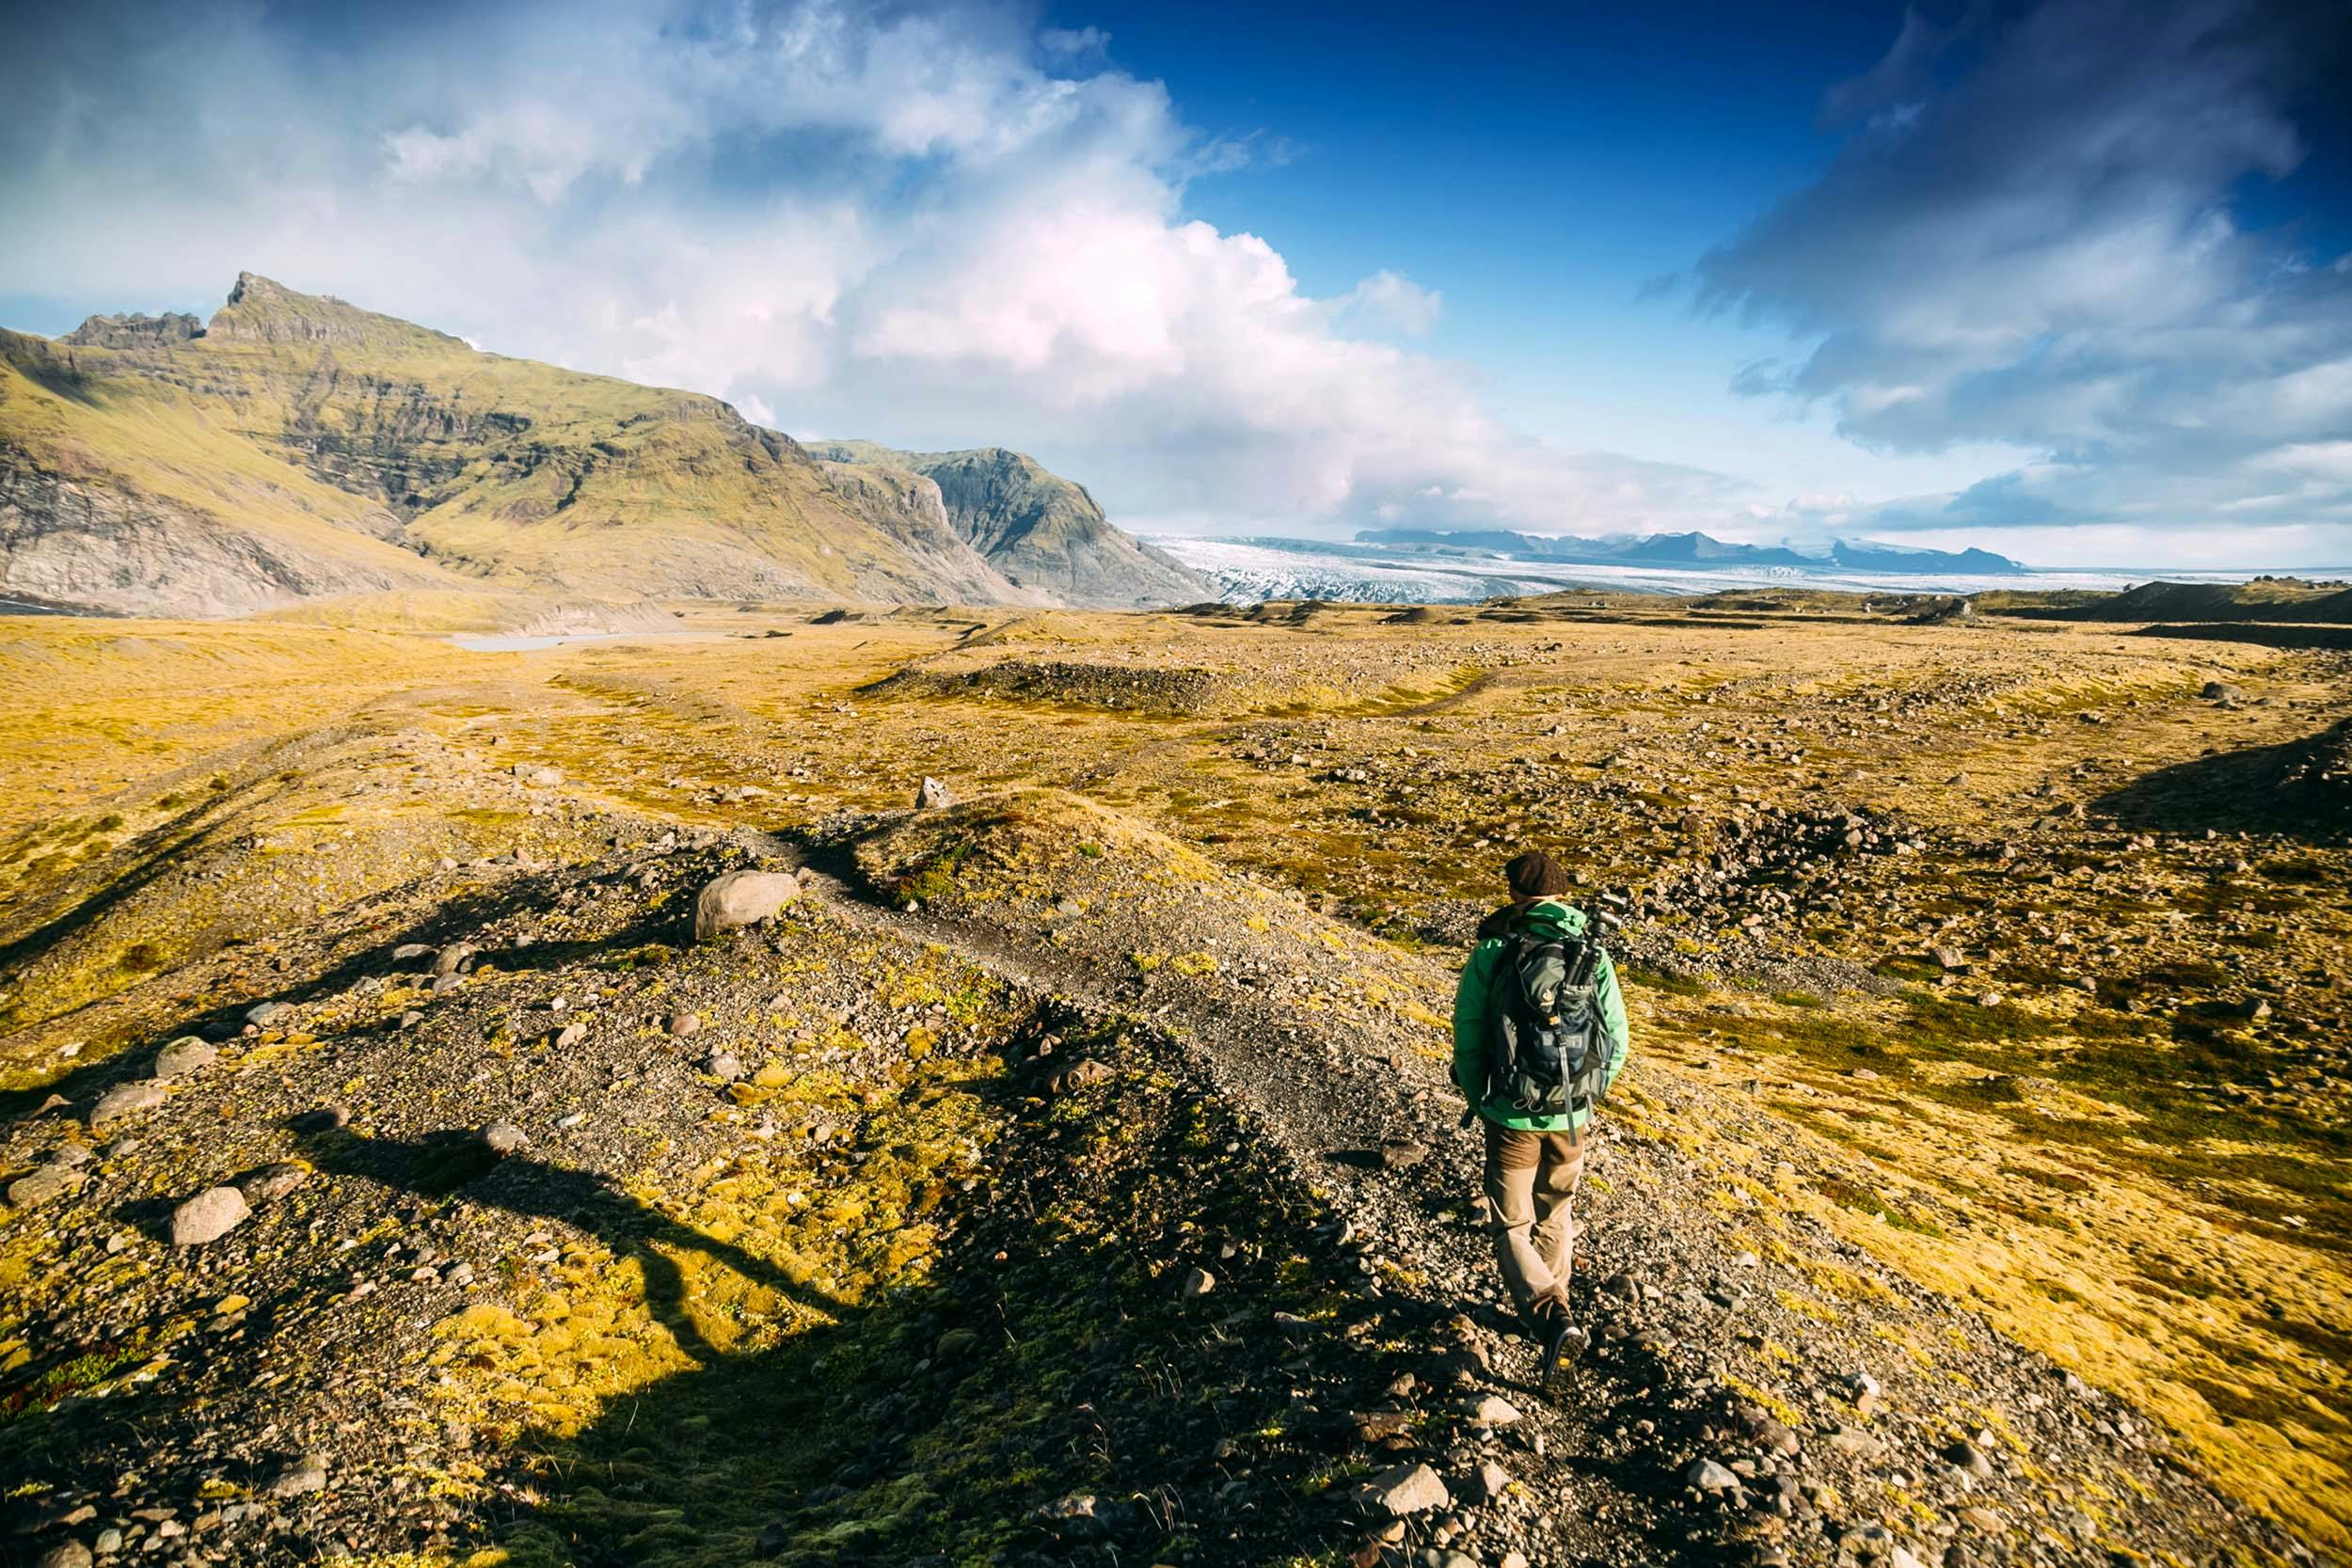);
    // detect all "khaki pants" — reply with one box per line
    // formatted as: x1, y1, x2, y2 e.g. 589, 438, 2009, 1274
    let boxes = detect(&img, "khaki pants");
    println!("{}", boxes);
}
1482, 1120, 1583, 1321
